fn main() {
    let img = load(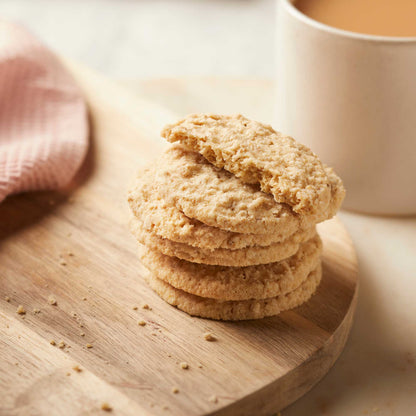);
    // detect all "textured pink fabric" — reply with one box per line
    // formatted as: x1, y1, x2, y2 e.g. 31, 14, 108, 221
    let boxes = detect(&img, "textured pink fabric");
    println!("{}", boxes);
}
0, 20, 88, 202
